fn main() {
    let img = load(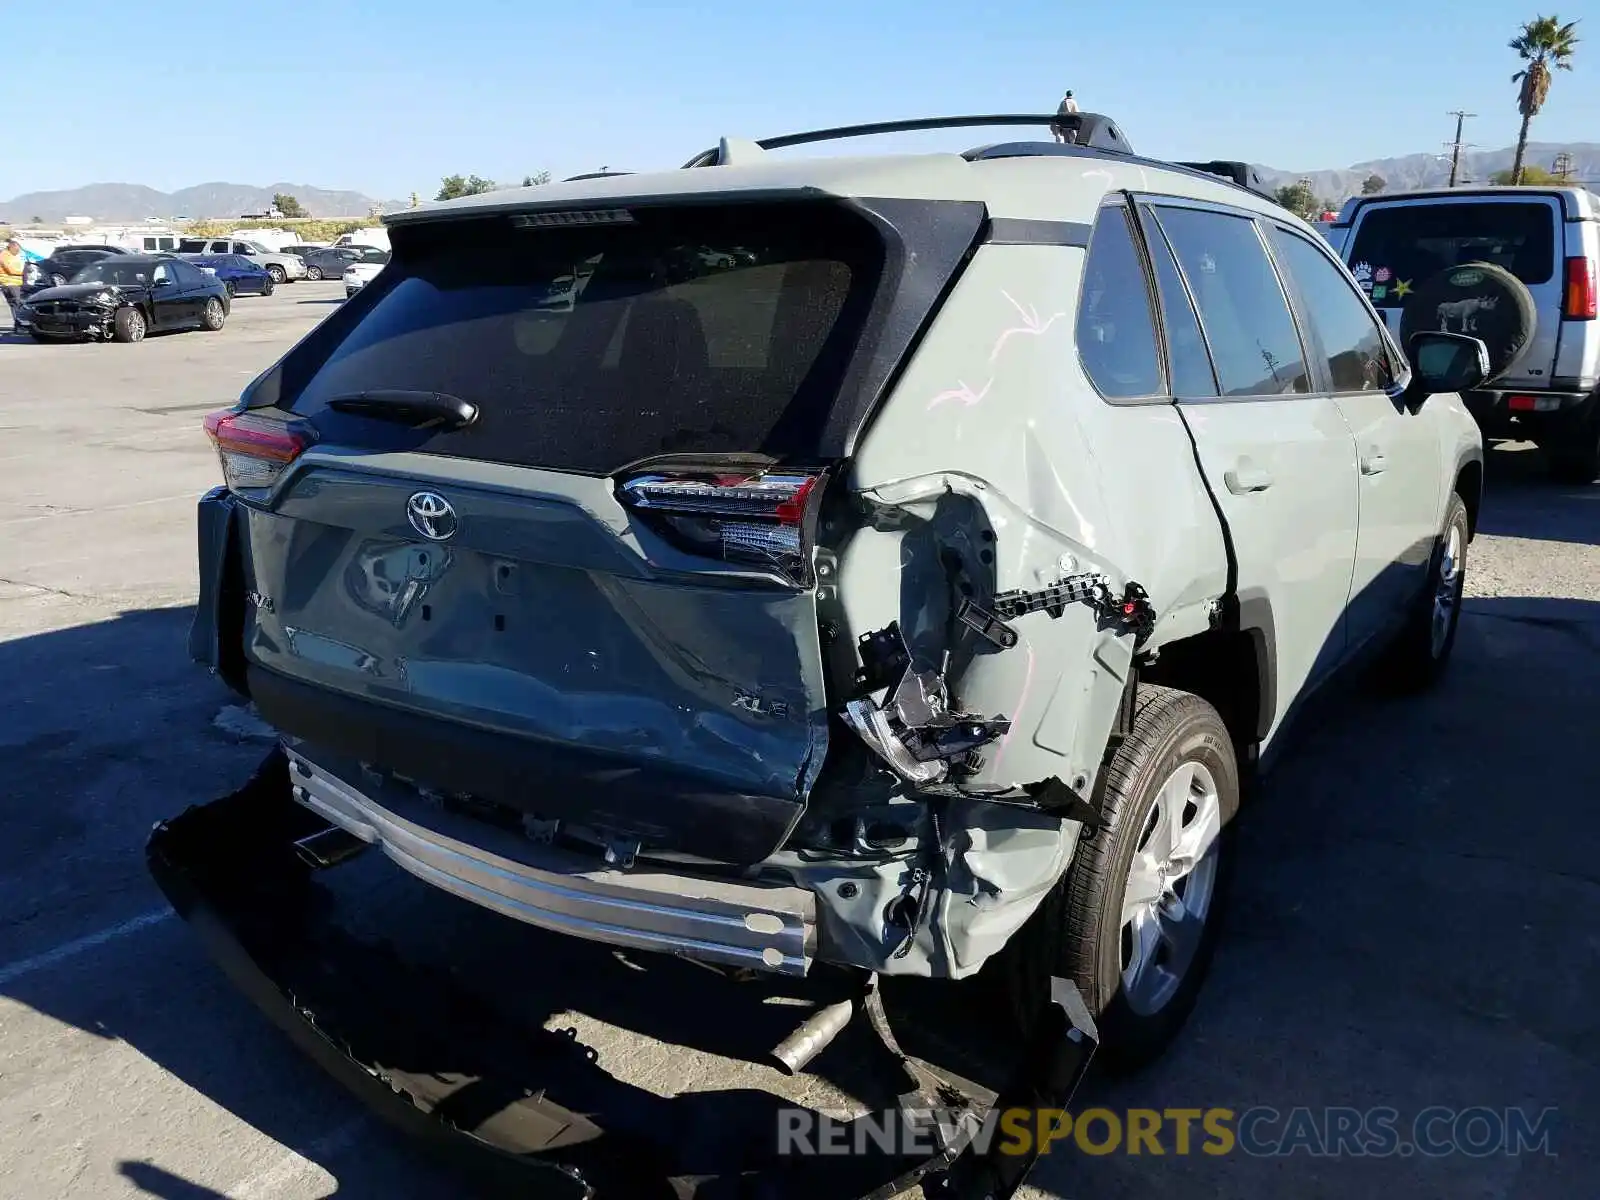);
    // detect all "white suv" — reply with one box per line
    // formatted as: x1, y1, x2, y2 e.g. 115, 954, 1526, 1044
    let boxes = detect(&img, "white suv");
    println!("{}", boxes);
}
1332, 186, 1600, 480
